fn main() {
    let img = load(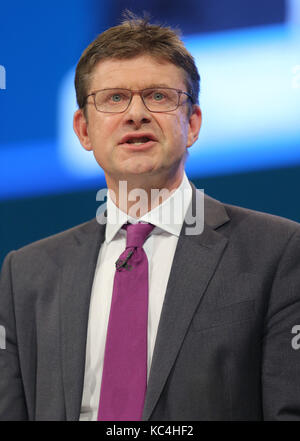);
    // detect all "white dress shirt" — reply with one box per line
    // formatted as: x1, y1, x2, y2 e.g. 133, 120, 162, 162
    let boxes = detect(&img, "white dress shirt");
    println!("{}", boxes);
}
79, 172, 192, 420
